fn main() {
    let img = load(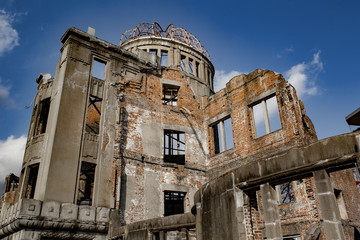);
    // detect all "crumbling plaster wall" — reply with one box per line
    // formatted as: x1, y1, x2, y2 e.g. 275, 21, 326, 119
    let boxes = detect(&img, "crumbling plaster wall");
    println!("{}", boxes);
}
112, 67, 209, 223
